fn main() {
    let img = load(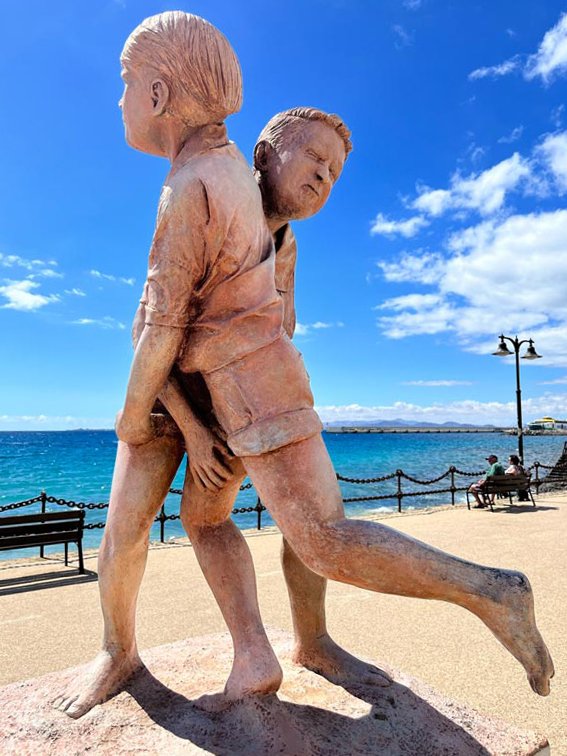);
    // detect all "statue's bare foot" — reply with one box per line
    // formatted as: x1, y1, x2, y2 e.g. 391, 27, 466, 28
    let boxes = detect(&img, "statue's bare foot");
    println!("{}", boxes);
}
52, 649, 143, 718
195, 644, 283, 712
472, 570, 554, 696
293, 633, 392, 687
